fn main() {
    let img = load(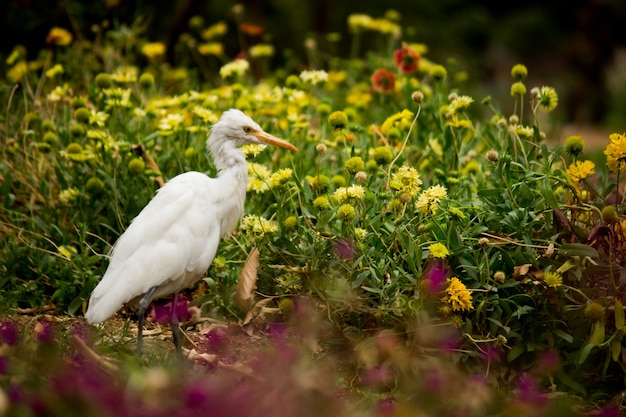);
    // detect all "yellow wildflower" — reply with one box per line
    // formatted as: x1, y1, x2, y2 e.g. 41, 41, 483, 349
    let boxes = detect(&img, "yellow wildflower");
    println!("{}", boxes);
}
198, 42, 224, 56
390, 165, 422, 197
141, 42, 166, 60
332, 185, 365, 203
415, 185, 447, 214
604, 133, 626, 174
543, 272, 563, 288
45, 64, 64, 79
441, 277, 473, 312
269, 168, 293, 187
537, 86, 558, 112
299, 70, 329, 85
241, 215, 279, 236
201, 21, 228, 40
249, 44, 275, 58
448, 95, 474, 114
566, 160, 595, 184
429, 242, 449, 259
219, 59, 249, 79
